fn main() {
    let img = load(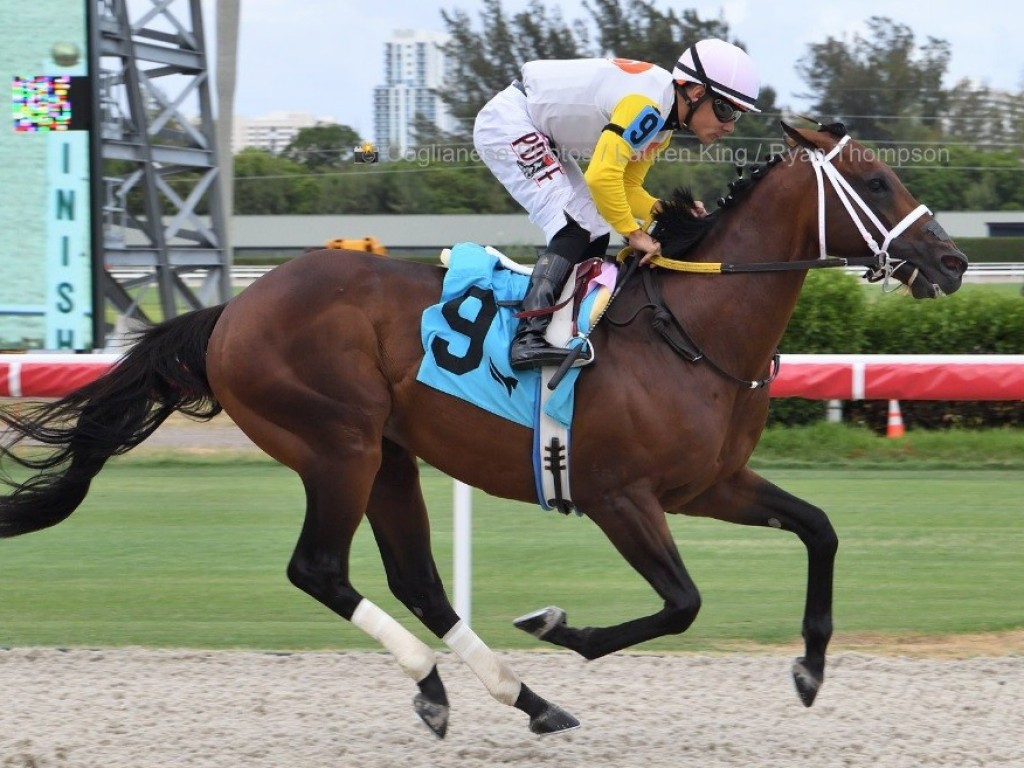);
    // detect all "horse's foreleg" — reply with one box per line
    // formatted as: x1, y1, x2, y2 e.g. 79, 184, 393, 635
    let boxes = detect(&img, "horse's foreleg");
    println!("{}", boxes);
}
682, 467, 838, 707
516, 492, 702, 660
367, 440, 579, 736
